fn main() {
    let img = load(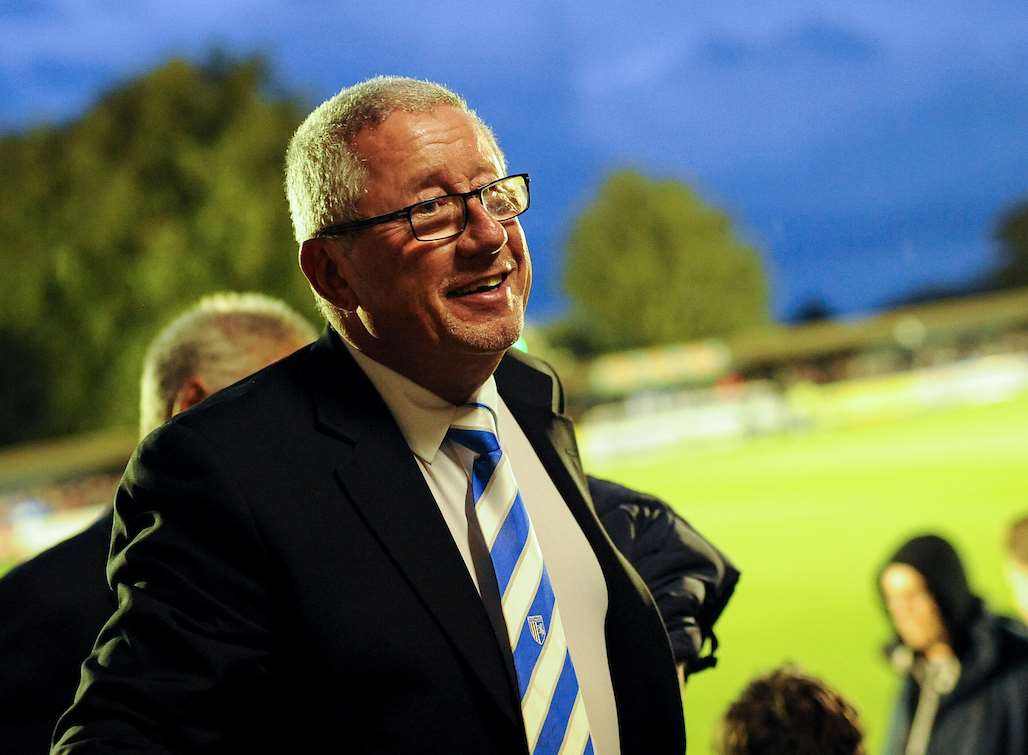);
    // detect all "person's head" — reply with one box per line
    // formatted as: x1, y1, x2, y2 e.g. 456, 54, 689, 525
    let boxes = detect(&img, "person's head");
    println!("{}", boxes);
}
1006, 515, 1028, 623
138, 292, 317, 437
286, 76, 531, 402
717, 666, 864, 755
878, 534, 979, 656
